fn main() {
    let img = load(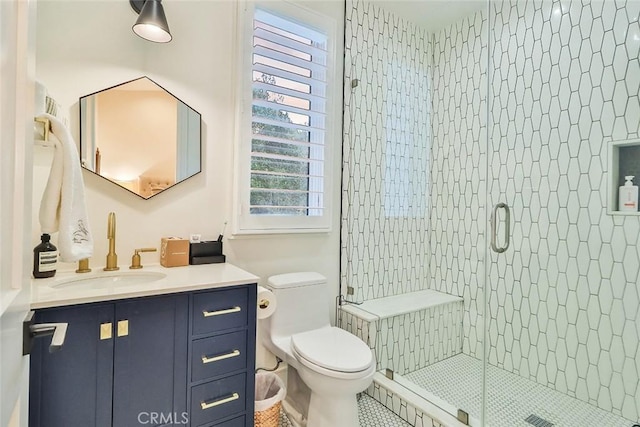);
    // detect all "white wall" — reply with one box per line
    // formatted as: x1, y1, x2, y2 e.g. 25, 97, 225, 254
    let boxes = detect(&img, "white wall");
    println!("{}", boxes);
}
1, 0, 36, 425
34, 0, 344, 368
